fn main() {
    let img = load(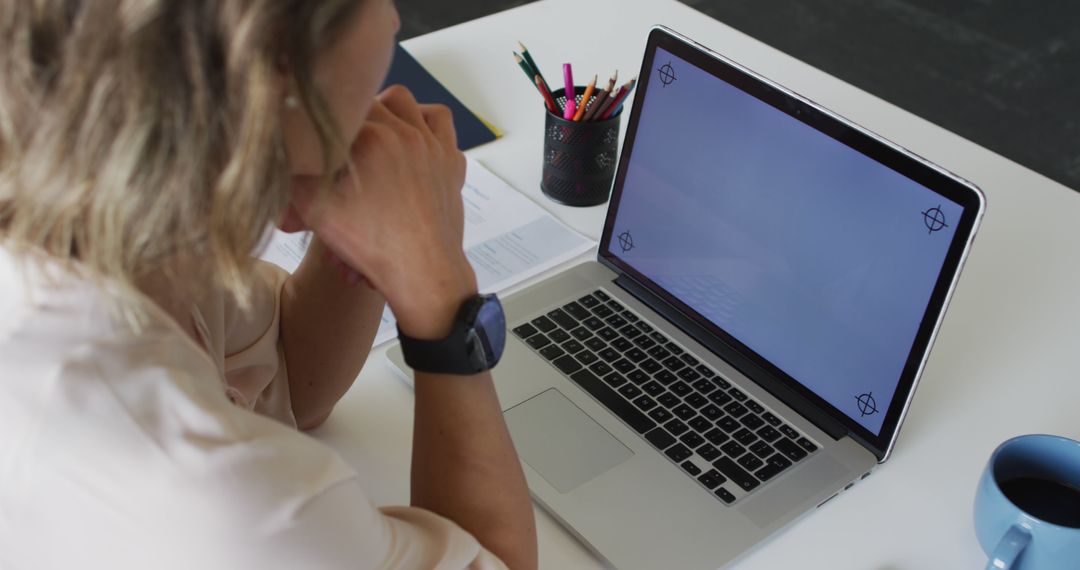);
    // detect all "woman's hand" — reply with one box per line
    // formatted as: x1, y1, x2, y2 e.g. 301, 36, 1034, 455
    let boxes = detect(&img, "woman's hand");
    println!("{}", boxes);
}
291, 86, 474, 340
